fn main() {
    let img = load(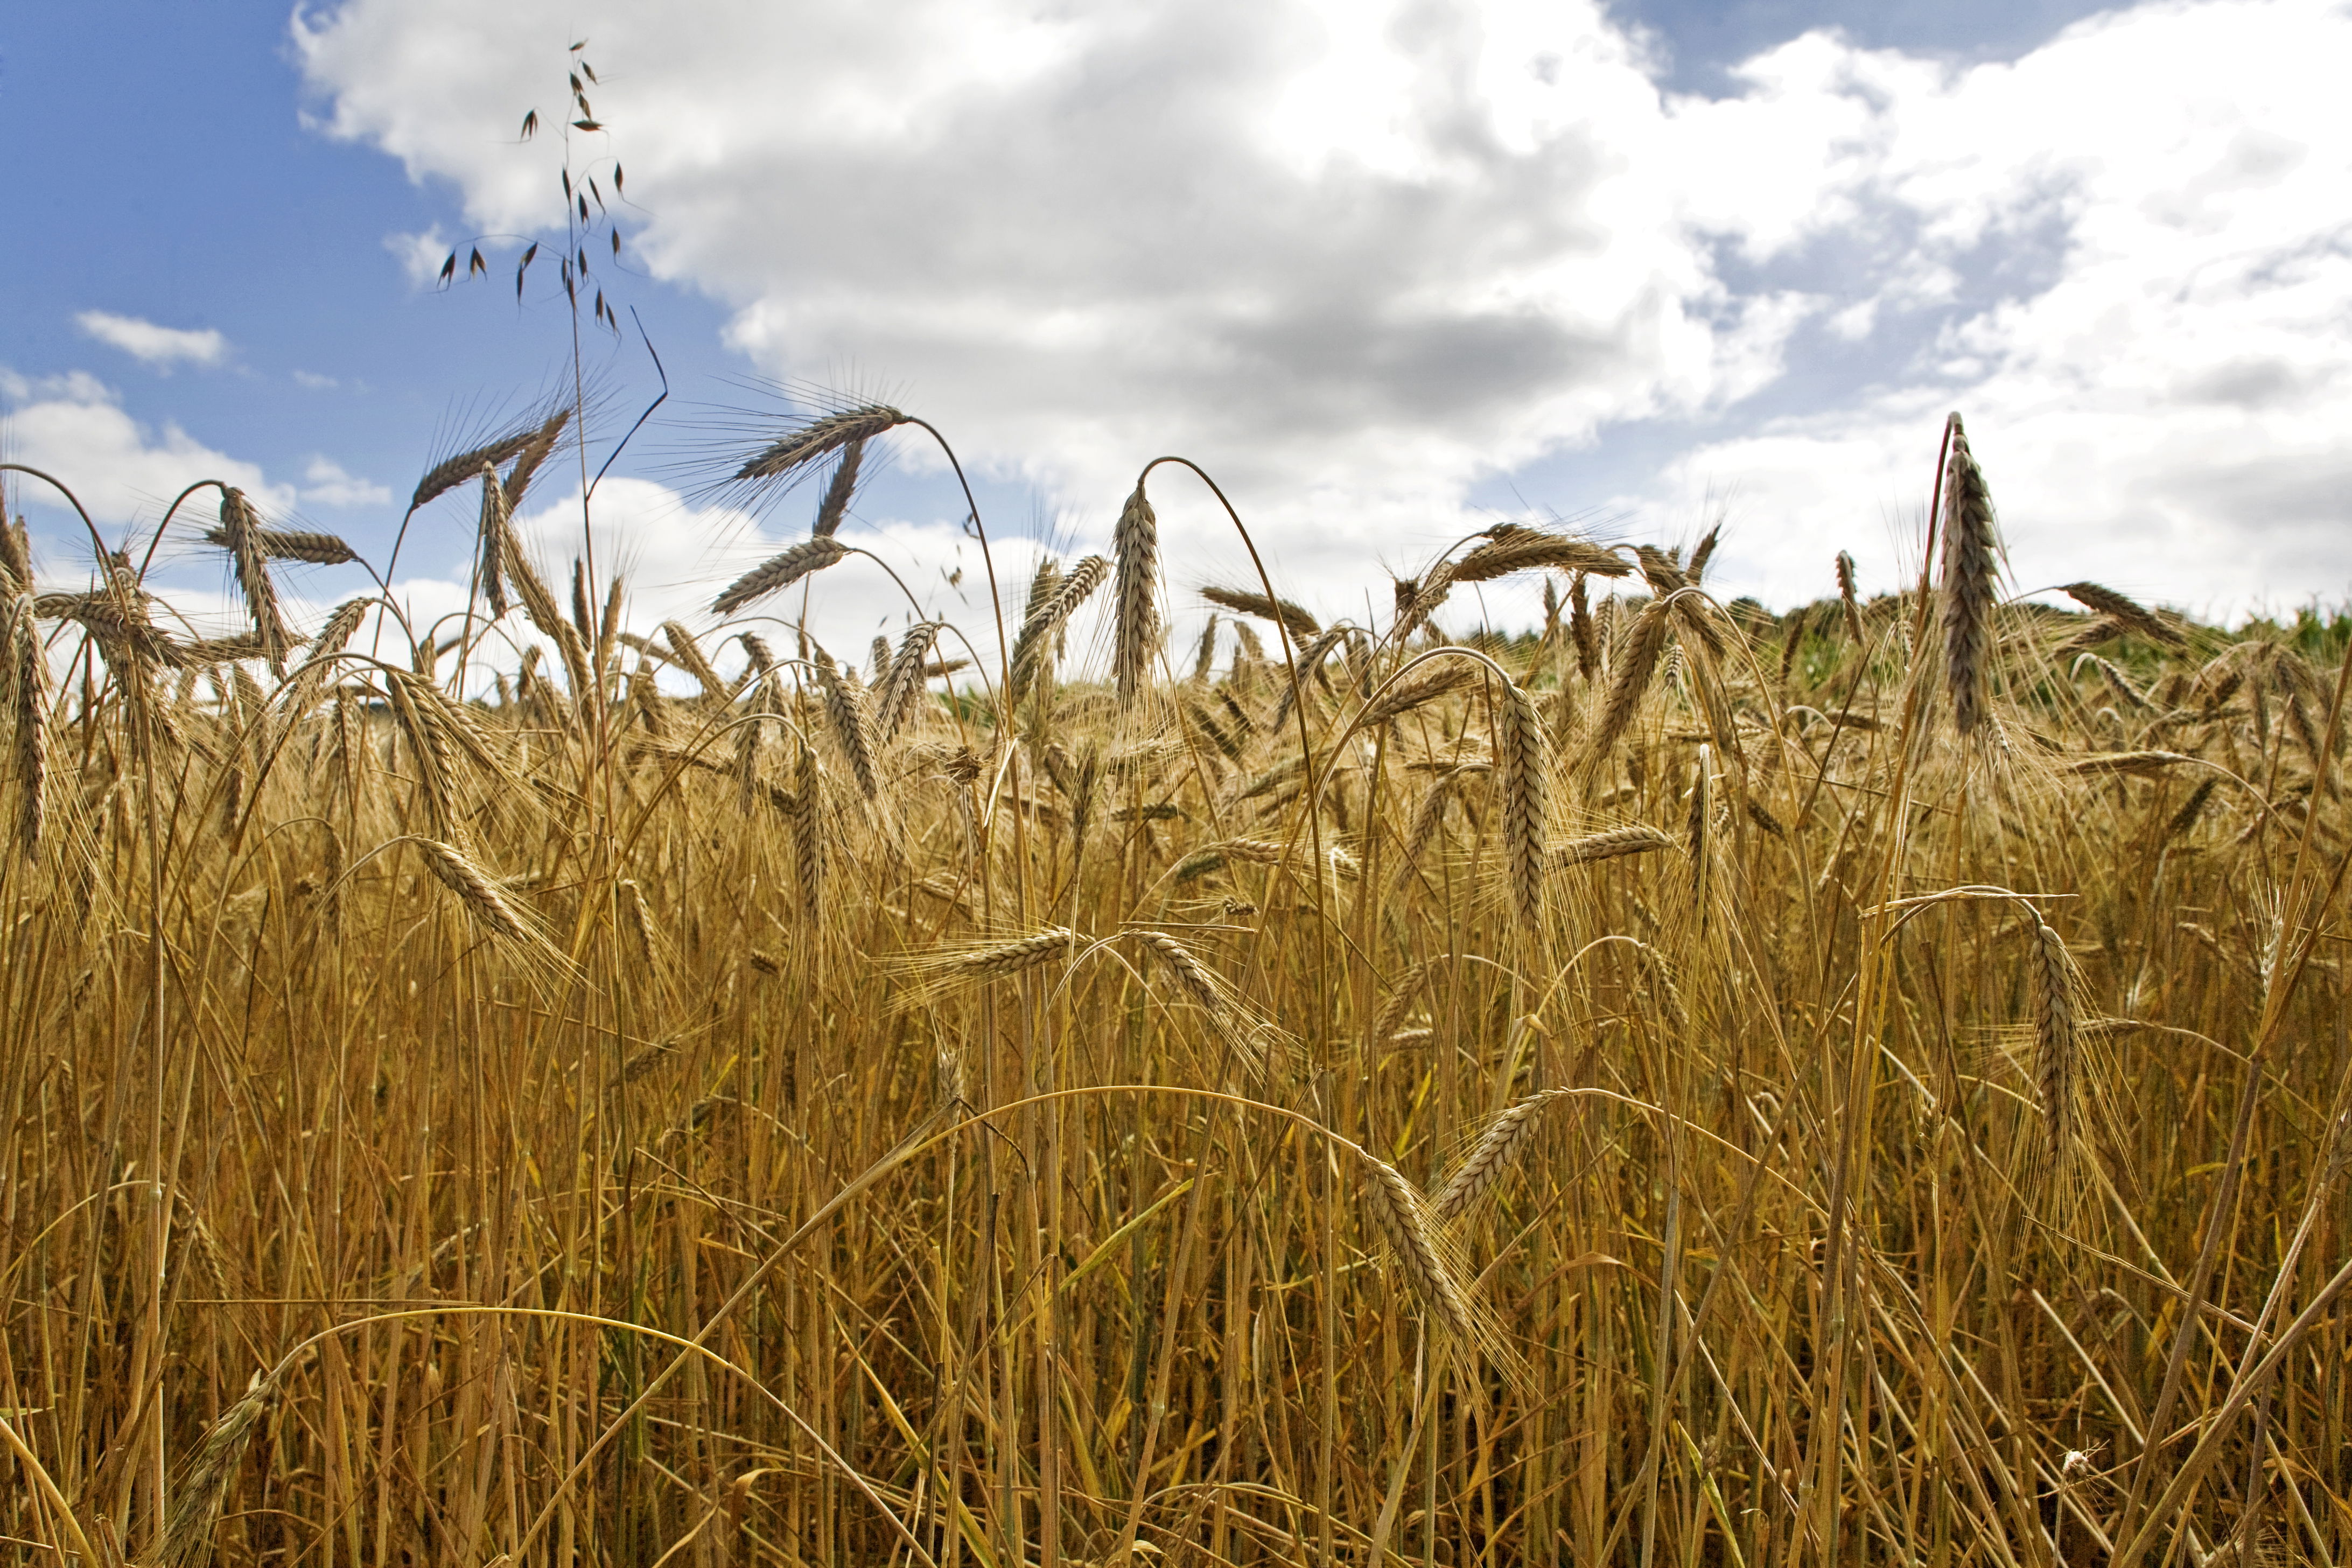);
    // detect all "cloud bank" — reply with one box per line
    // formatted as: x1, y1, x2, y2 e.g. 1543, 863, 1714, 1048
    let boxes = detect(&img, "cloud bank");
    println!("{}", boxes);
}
269, 0, 2350, 620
